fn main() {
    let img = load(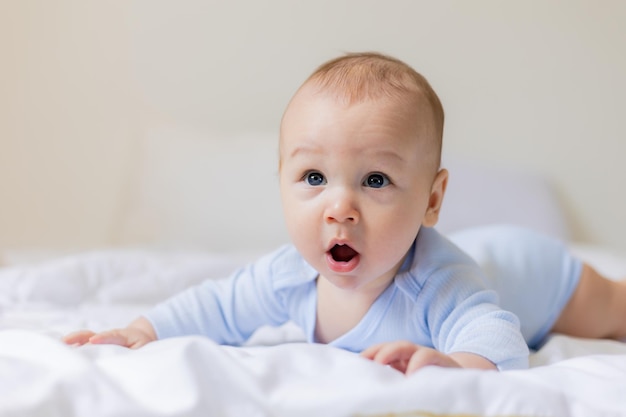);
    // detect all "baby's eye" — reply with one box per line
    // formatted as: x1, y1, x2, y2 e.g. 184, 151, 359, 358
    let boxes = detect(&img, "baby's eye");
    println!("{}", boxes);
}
364, 173, 390, 189
305, 171, 326, 186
